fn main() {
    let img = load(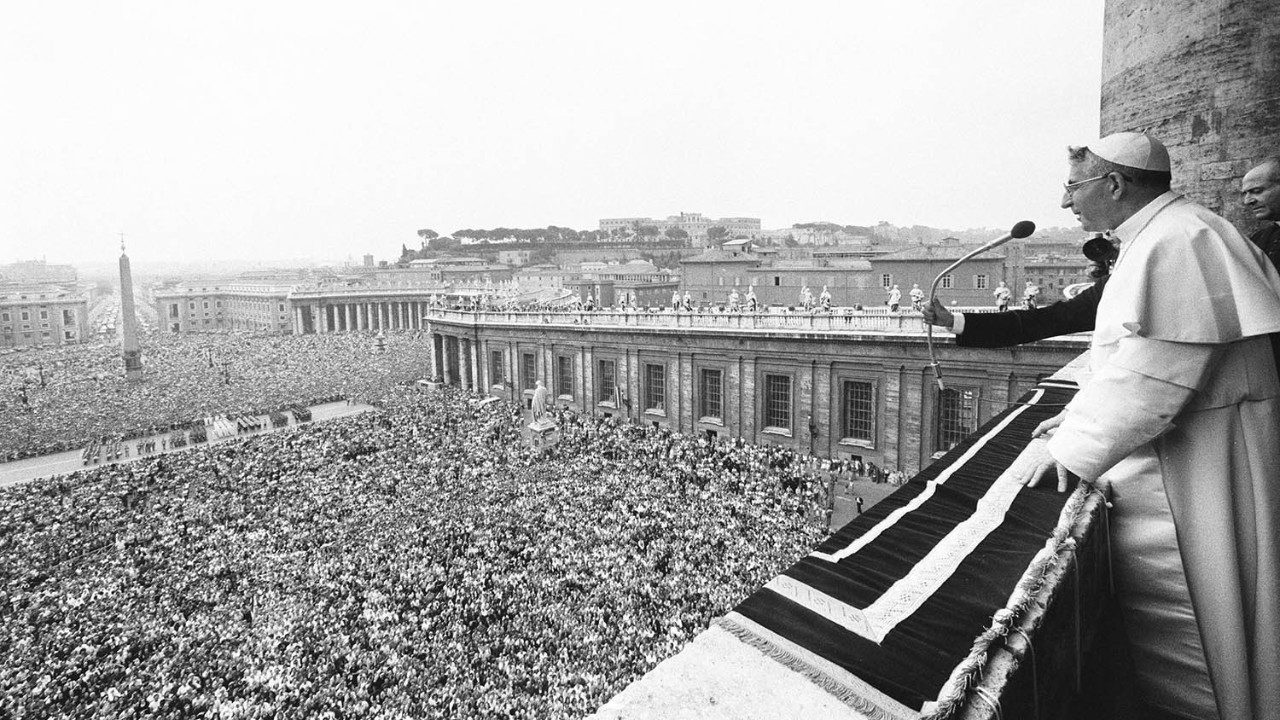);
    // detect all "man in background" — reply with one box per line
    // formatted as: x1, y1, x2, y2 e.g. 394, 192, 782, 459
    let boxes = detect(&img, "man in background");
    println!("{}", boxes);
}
1242, 156, 1280, 269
